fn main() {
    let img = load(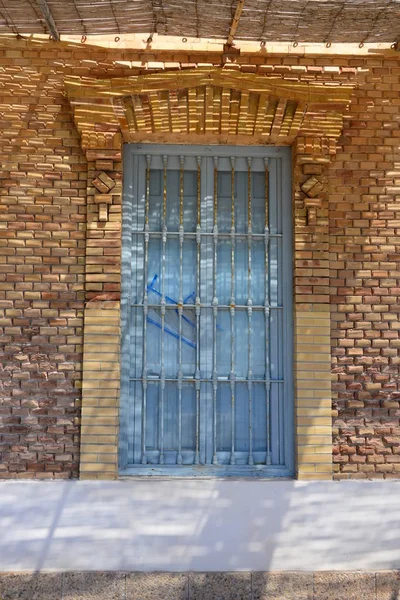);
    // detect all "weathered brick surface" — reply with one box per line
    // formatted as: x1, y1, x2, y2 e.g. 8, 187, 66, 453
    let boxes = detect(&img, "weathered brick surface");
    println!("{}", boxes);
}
330, 58, 400, 480
0, 35, 399, 479
0, 42, 87, 478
